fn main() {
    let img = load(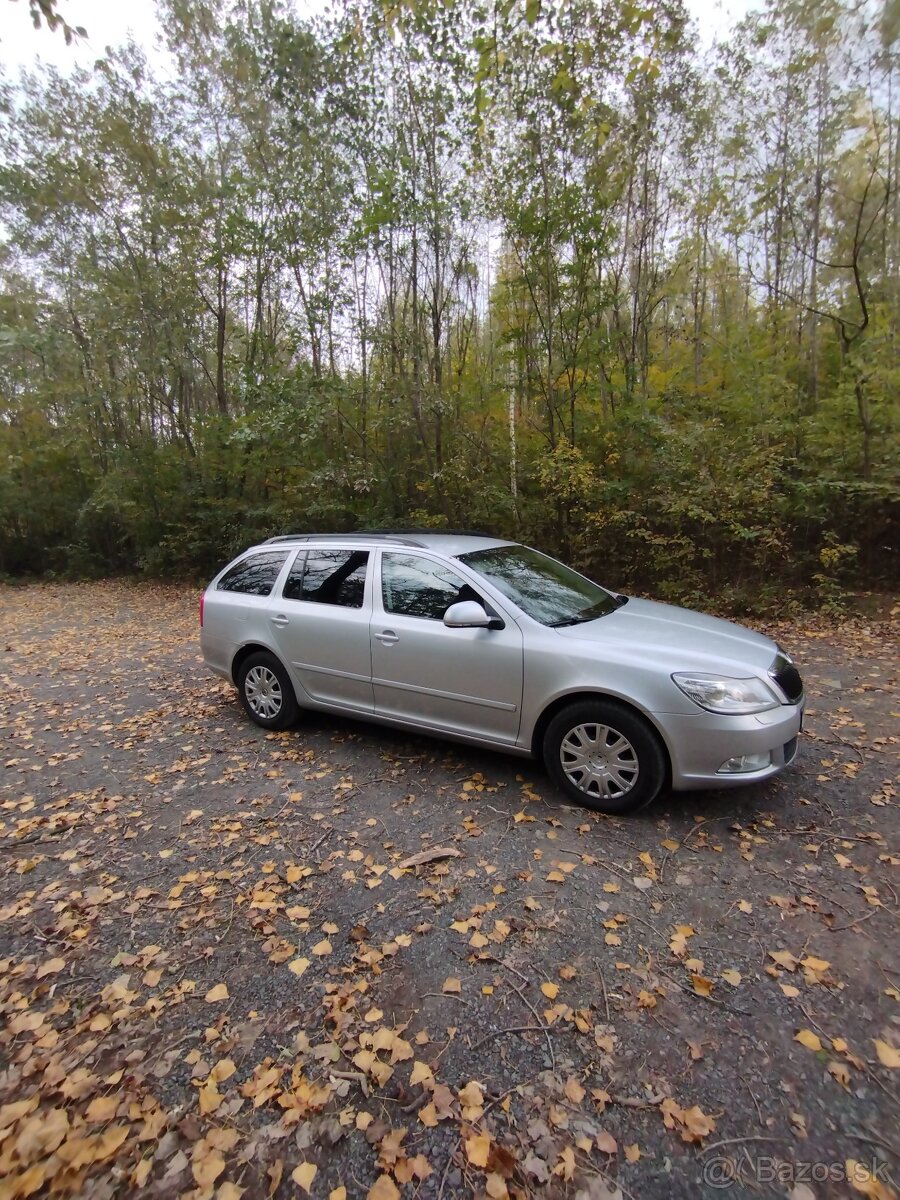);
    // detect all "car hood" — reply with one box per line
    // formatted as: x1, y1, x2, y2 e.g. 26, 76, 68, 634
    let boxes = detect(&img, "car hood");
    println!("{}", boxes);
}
554, 597, 777, 672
